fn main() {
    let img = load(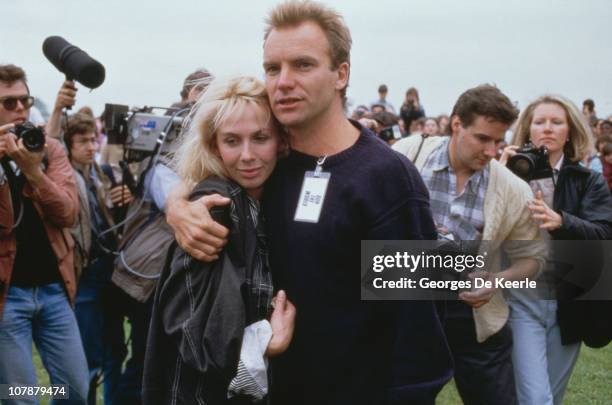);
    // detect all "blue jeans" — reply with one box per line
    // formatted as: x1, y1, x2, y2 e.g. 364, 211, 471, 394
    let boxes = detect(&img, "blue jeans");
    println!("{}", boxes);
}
0, 282, 89, 405
509, 297, 581, 405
